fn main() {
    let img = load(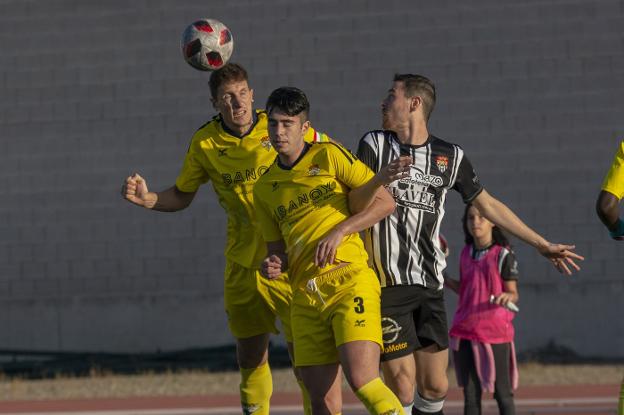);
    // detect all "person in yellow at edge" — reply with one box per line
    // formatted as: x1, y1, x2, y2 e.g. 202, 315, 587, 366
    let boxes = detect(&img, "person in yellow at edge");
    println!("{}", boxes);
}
254, 86, 408, 415
595, 139, 624, 415
121, 63, 330, 415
